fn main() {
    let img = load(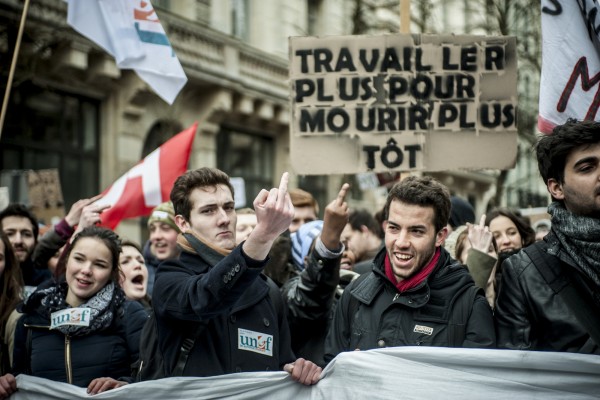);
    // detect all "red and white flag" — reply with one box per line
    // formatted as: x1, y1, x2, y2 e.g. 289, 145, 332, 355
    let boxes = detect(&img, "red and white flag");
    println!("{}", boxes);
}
538, 0, 600, 133
96, 122, 197, 229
